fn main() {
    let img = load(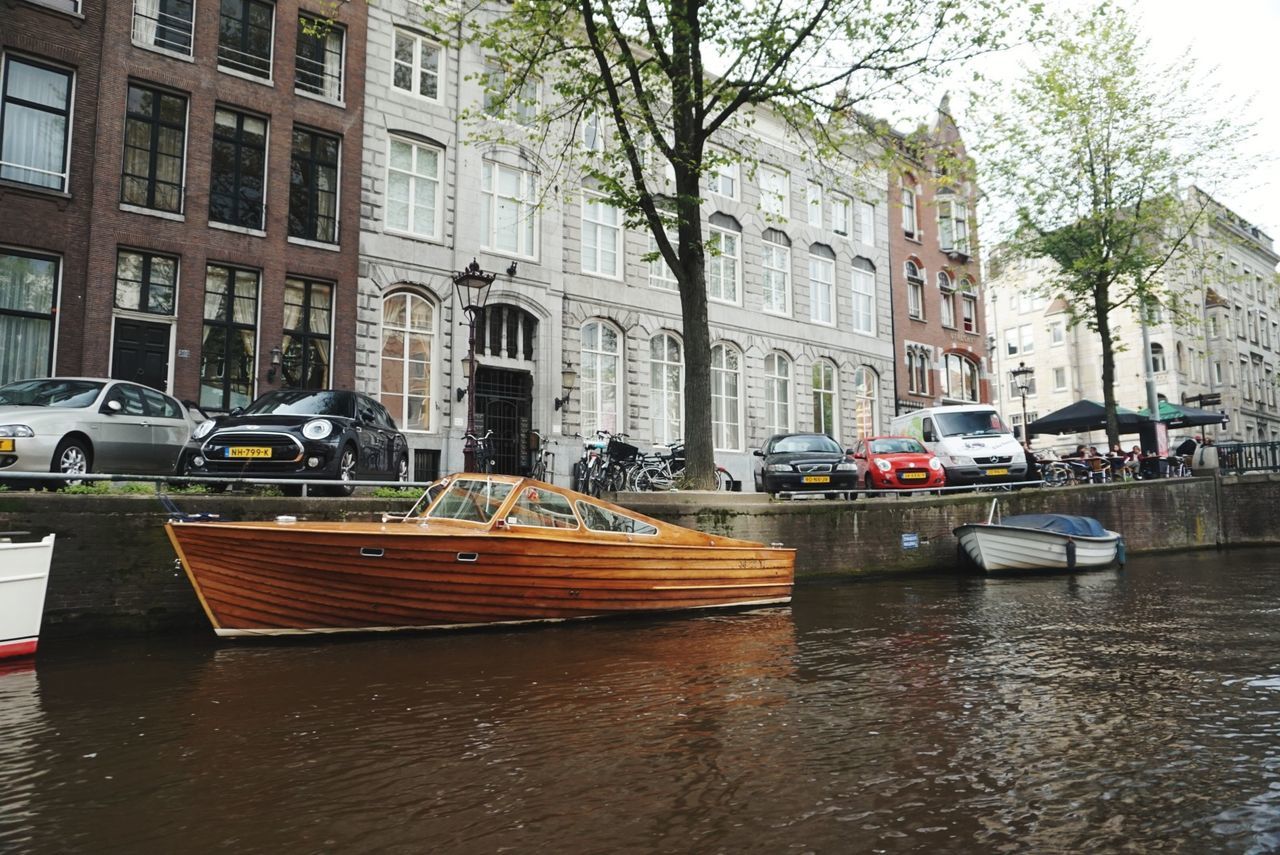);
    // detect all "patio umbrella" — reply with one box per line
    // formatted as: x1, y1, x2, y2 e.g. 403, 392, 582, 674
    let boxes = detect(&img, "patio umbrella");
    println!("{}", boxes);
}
1026, 399, 1148, 435
1137, 400, 1229, 428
